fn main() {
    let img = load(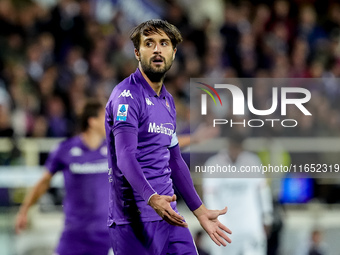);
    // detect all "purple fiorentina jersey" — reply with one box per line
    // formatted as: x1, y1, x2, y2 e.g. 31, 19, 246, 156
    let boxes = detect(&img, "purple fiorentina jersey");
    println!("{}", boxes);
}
45, 136, 110, 254
105, 68, 179, 225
